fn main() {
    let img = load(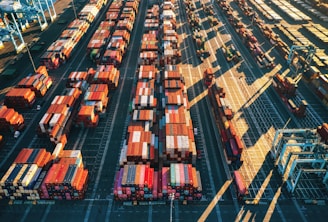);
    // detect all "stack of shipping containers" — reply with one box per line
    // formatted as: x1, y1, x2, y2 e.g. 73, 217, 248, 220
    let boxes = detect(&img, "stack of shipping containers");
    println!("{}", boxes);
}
0, 0, 204, 203
4, 66, 52, 109
0, 106, 25, 133
37, 87, 82, 145
40, 0, 107, 69
114, 0, 202, 203
0, 148, 52, 200
87, 20, 115, 62
0, 145, 89, 200
38, 149, 88, 200
4, 88, 36, 109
